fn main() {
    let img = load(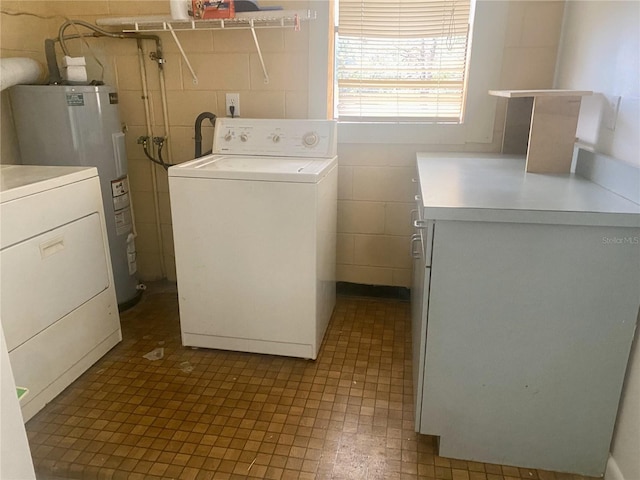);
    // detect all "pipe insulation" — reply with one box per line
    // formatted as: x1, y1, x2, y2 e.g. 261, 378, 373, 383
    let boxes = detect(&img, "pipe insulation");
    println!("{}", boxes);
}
0, 58, 44, 91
